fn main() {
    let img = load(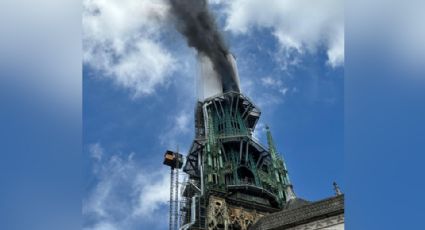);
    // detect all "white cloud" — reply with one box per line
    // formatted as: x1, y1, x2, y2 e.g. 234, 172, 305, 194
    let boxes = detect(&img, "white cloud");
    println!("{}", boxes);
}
83, 144, 170, 230
89, 142, 104, 161
208, 0, 223, 4
83, 0, 177, 98
261, 76, 280, 87
240, 77, 284, 109
221, 0, 344, 67
132, 171, 170, 216
279, 88, 289, 95
261, 76, 289, 96
252, 122, 266, 141
326, 25, 344, 68
87, 222, 118, 230
159, 110, 192, 149
176, 113, 191, 134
